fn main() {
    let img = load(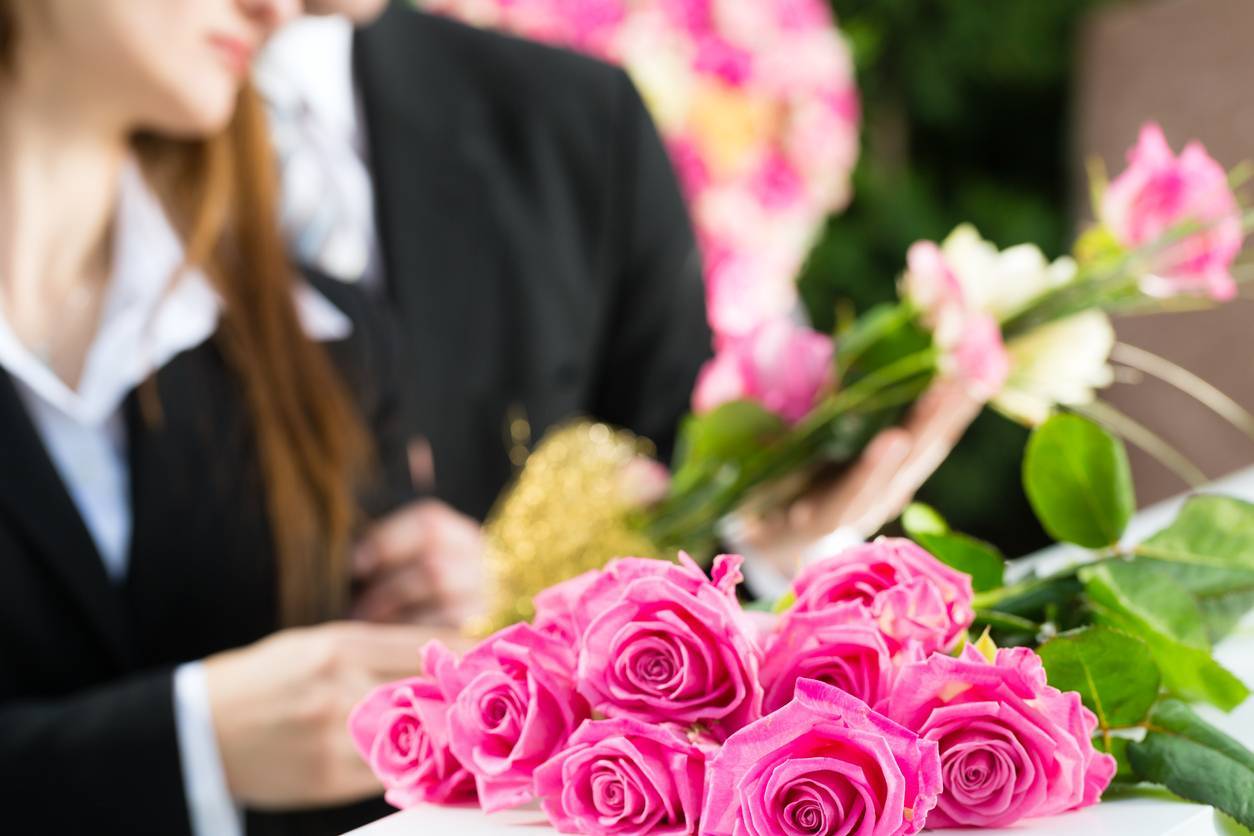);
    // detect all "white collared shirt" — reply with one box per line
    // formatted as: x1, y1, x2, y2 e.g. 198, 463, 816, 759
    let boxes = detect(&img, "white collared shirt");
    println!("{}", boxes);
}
0, 161, 351, 836
254, 15, 382, 288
